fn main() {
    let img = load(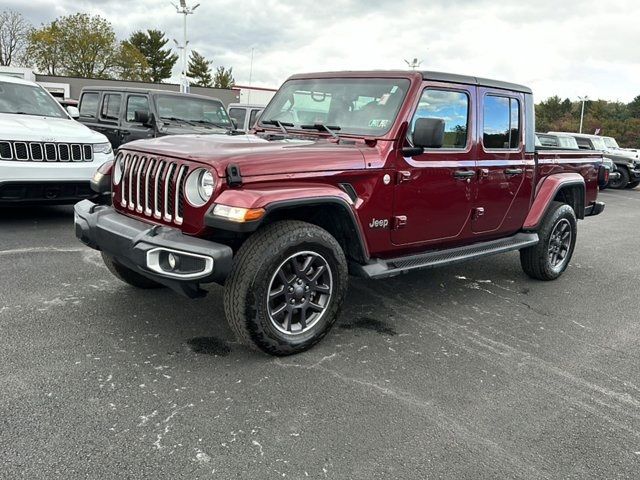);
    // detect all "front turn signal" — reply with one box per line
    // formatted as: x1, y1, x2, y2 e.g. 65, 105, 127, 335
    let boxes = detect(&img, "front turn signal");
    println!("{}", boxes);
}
212, 204, 265, 222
